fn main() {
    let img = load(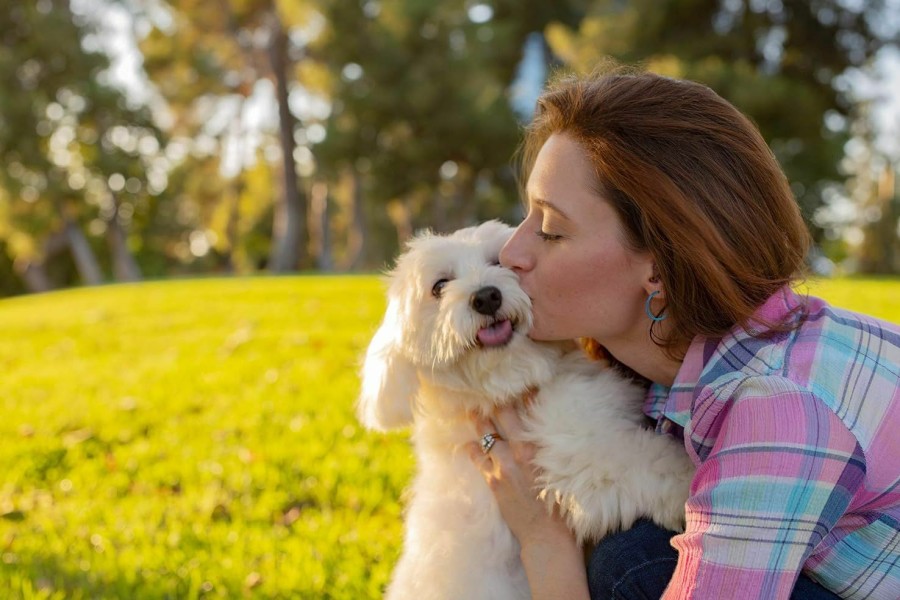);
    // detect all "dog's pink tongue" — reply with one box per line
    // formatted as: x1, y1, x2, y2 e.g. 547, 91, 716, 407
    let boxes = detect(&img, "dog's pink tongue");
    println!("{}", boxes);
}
477, 319, 513, 347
